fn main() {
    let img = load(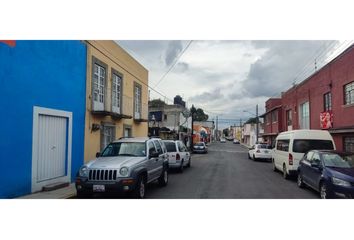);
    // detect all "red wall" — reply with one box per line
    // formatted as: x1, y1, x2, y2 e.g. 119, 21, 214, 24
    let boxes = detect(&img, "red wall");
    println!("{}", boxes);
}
263, 46, 354, 151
